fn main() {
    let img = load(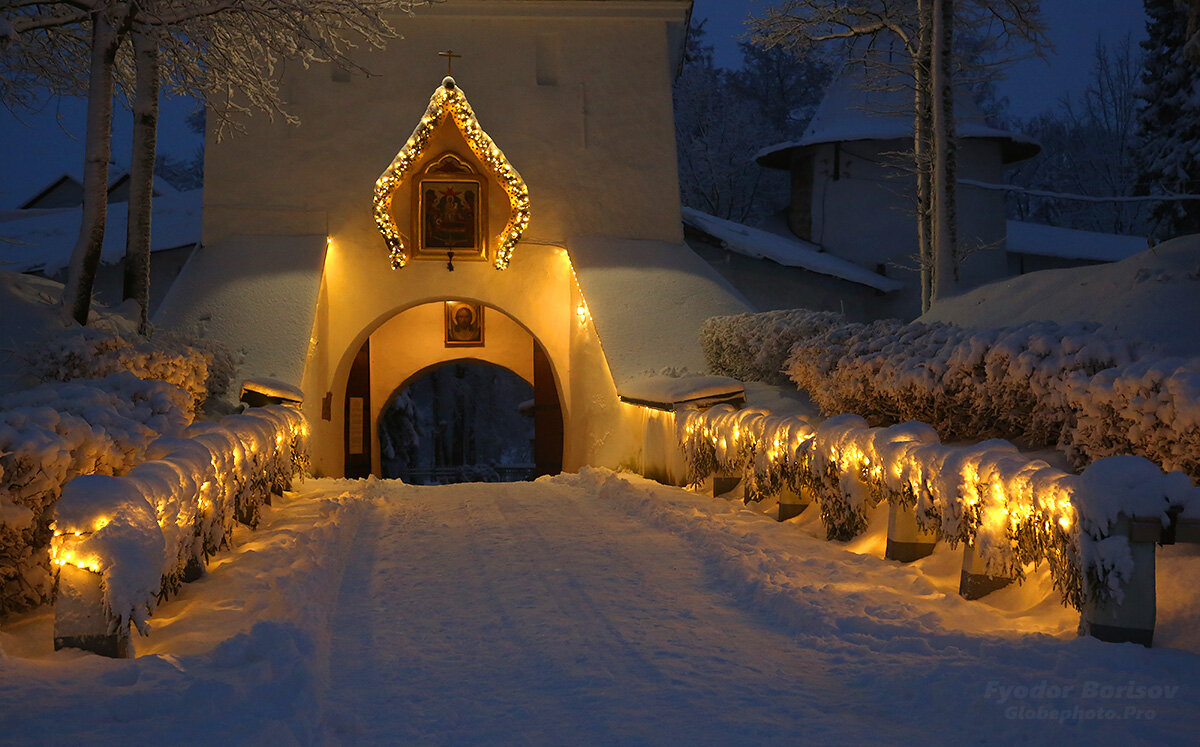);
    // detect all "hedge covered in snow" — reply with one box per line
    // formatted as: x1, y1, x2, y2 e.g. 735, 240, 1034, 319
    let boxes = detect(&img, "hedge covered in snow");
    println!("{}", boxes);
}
28, 326, 214, 413
787, 317, 1138, 445
677, 405, 1200, 610
0, 373, 194, 614
702, 308, 1200, 482
1063, 359, 1200, 480
701, 309, 844, 386
51, 406, 309, 634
